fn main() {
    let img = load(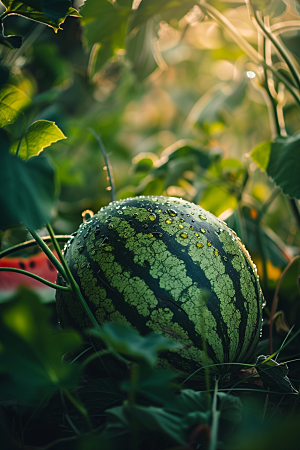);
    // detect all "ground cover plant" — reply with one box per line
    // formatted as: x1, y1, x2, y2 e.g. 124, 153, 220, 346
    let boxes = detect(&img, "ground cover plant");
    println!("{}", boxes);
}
1, 0, 300, 449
